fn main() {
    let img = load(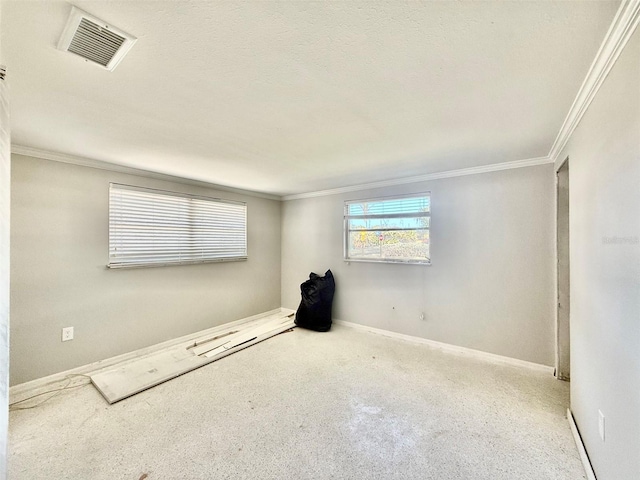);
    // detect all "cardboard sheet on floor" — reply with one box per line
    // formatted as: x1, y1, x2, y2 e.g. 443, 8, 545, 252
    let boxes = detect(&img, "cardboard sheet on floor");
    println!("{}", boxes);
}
90, 311, 295, 404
